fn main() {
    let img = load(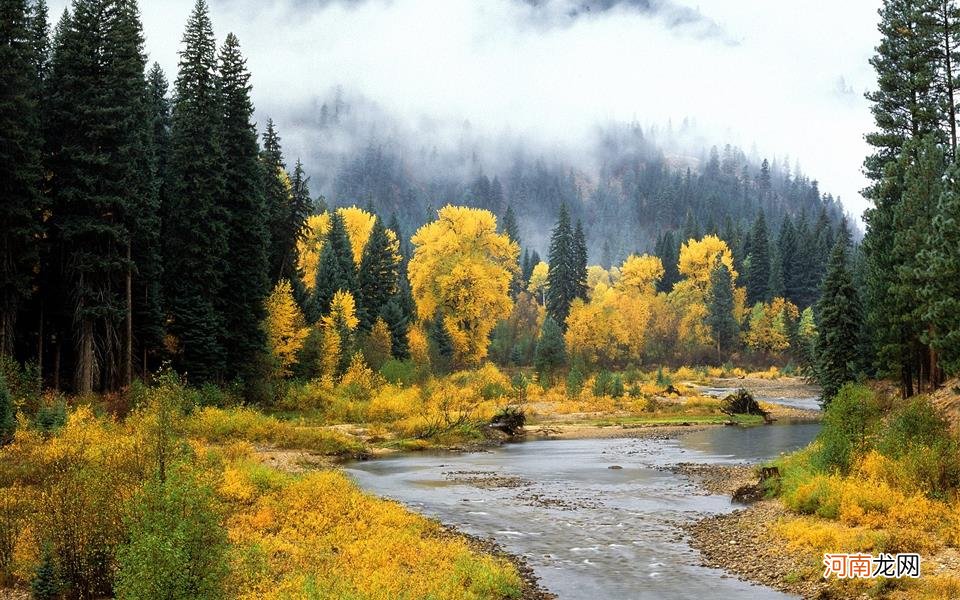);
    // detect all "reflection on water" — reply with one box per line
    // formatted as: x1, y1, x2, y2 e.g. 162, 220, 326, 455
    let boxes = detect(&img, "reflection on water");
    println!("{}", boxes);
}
346, 424, 820, 600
